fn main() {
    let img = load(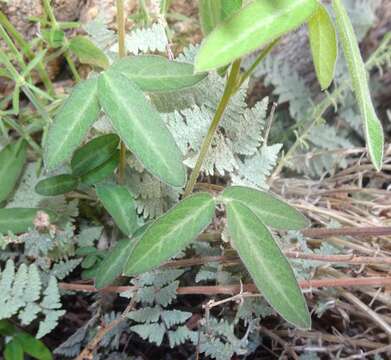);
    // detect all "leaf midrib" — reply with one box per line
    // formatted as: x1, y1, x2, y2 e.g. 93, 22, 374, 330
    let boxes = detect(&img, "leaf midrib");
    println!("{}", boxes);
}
228, 202, 306, 324
128, 199, 212, 272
